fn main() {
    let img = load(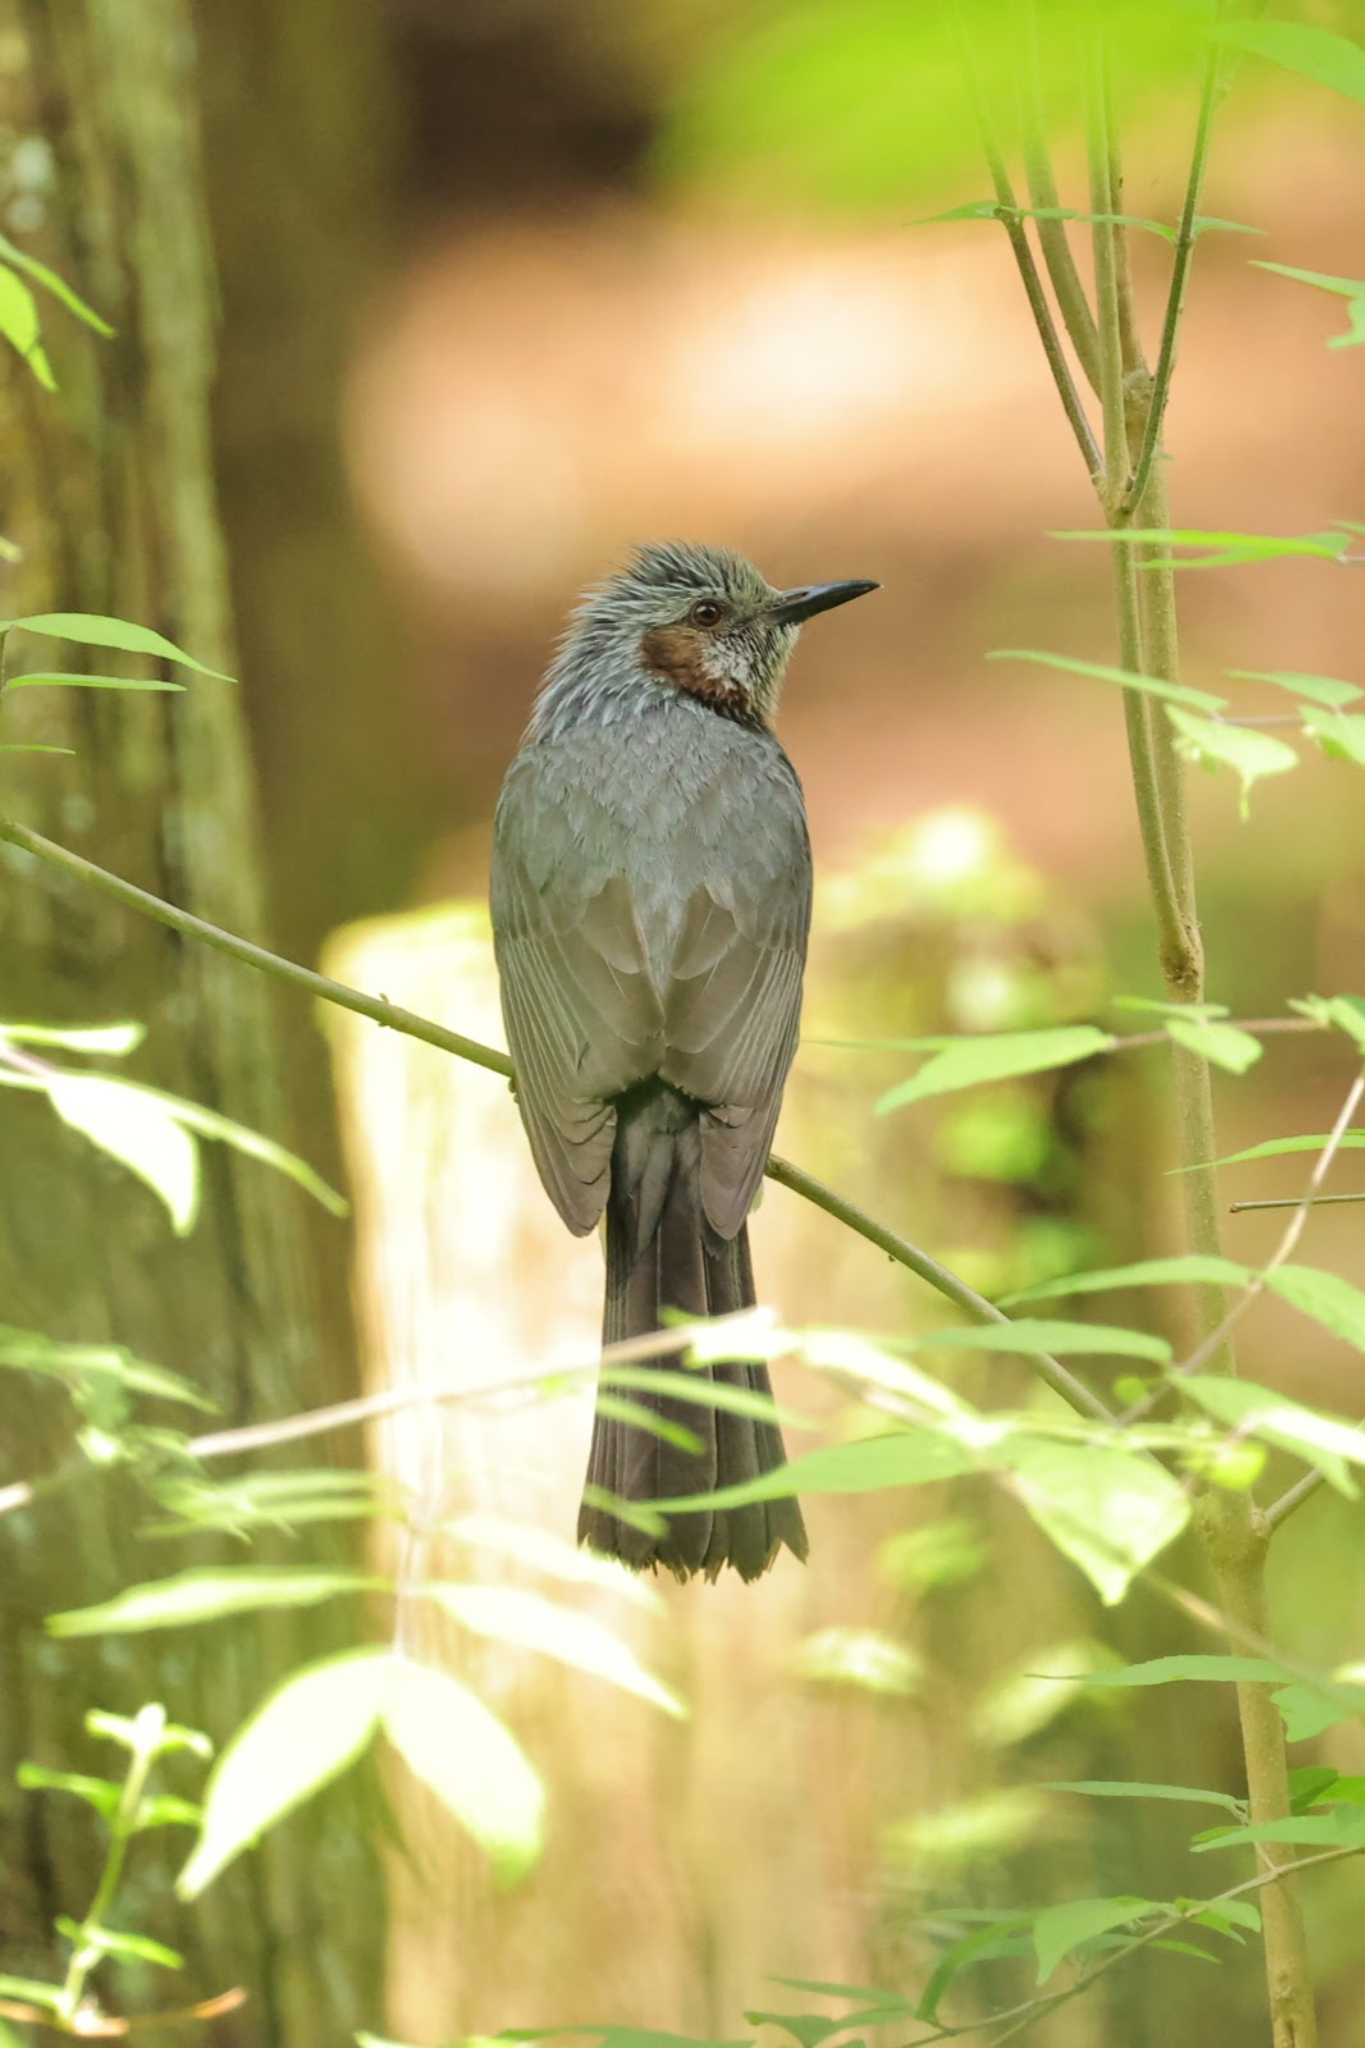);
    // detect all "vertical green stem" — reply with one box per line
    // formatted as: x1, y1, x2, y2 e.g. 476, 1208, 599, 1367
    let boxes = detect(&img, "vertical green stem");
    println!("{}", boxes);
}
56, 1703, 167, 2025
